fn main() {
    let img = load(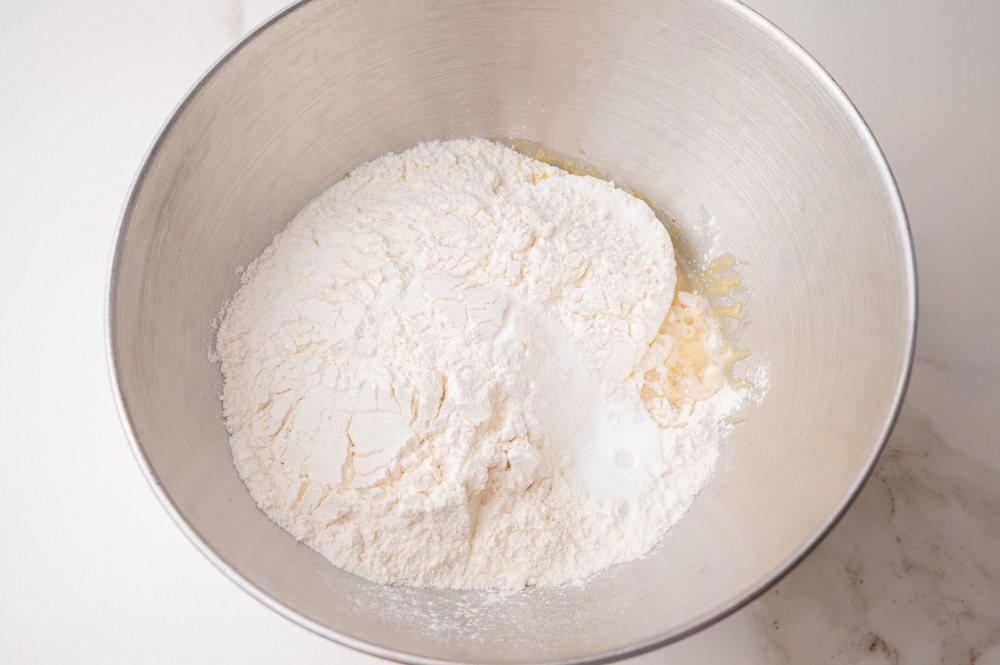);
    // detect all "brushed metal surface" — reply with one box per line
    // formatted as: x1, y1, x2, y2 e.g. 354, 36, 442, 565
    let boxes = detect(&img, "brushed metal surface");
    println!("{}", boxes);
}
107, 0, 916, 662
